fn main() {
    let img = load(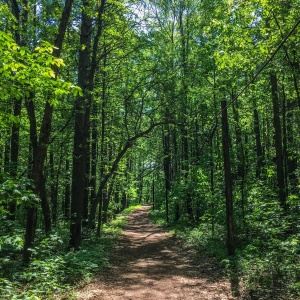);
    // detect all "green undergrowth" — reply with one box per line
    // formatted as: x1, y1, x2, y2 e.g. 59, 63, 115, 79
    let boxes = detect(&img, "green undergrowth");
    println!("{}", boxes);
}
149, 208, 300, 300
0, 205, 141, 300
149, 209, 227, 259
